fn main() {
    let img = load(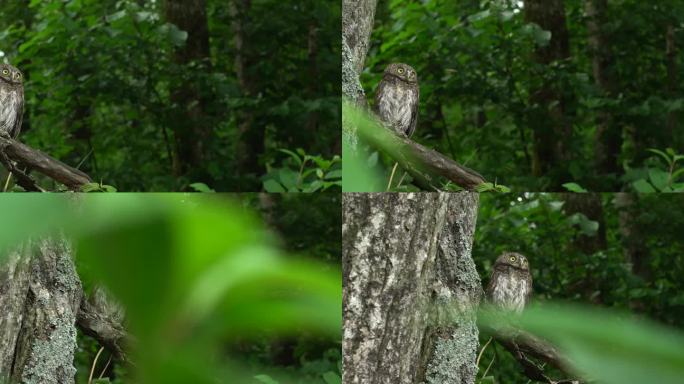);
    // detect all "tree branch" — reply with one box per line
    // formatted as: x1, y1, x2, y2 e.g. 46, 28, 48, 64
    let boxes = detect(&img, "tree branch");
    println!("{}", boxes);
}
76, 286, 129, 362
0, 135, 92, 191
493, 327, 582, 384
358, 117, 487, 190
